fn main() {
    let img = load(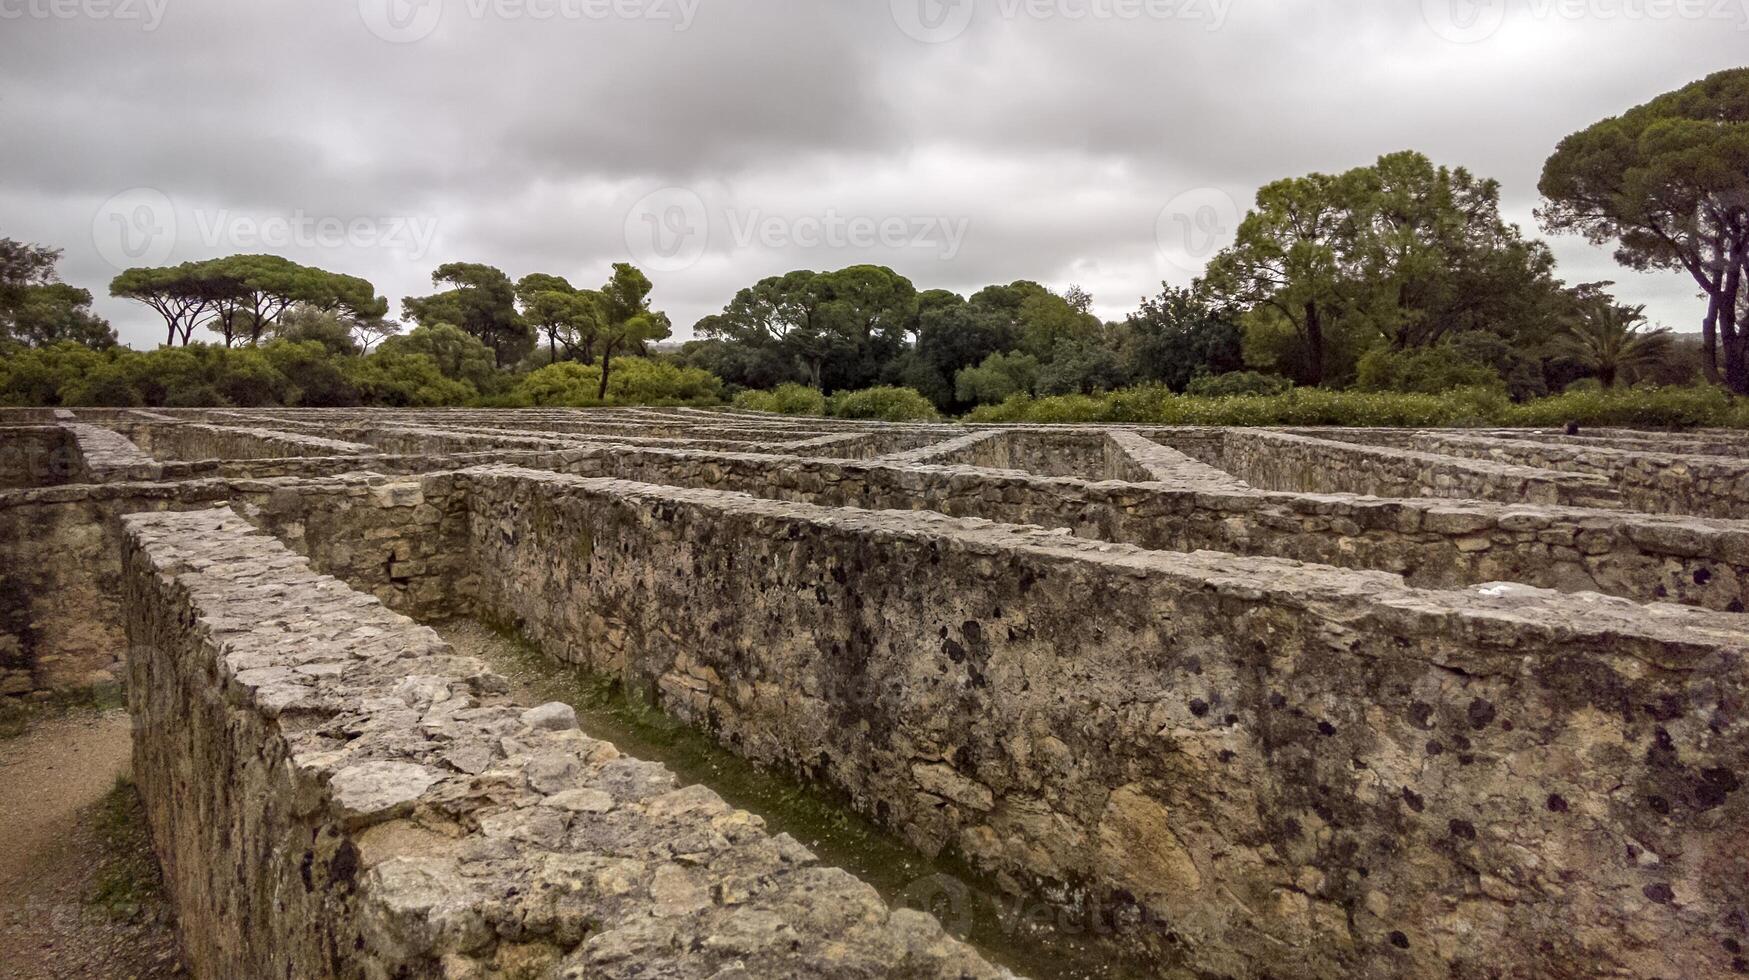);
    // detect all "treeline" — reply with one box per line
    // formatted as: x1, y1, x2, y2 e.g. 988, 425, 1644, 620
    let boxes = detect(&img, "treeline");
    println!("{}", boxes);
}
0, 241, 712, 409
677, 145, 1711, 413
